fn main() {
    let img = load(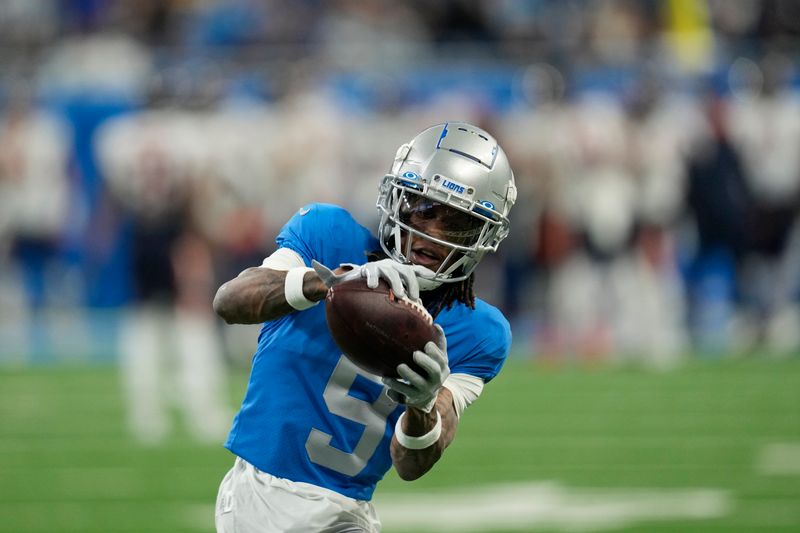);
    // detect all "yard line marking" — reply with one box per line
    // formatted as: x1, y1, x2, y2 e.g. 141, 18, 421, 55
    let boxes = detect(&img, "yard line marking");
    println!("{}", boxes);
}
757, 443, 800, 475
372, 481, 731, 532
